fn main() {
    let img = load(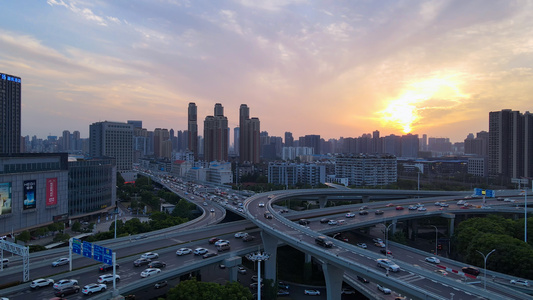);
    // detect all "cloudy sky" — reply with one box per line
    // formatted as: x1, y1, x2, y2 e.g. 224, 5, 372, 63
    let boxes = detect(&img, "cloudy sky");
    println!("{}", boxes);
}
2, 0, 532, 143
